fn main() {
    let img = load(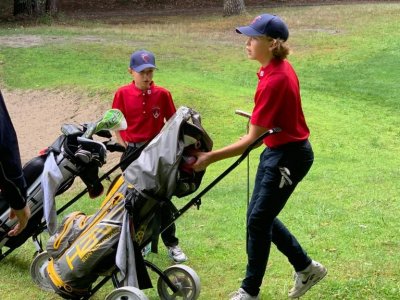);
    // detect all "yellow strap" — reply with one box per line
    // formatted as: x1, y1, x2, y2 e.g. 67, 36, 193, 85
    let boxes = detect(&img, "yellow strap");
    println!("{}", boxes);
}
100, 175, 124, 208
53, 211, 84, 250
47, 259, 65, 288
